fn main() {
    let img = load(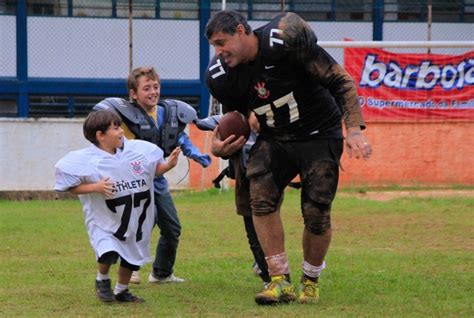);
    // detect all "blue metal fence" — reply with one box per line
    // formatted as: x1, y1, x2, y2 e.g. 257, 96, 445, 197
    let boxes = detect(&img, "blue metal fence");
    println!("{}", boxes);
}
1, 0, 210, 118
0, 0, 472, 118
